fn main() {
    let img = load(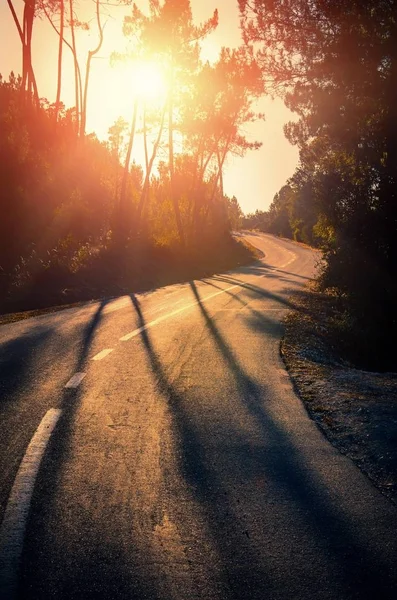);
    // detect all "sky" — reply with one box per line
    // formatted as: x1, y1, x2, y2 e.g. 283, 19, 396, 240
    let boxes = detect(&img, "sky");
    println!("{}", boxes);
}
0, 0, 299, 214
